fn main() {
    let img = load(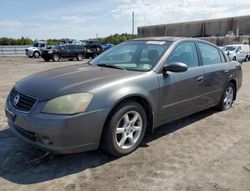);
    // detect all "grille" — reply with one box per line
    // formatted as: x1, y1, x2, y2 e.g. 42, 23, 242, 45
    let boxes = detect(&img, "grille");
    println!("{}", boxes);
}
9, 89, 37, 112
